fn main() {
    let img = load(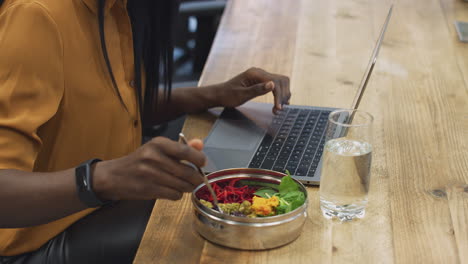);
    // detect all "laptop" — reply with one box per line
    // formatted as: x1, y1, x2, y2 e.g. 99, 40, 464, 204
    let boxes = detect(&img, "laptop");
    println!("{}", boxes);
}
203, 6, 393, 185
